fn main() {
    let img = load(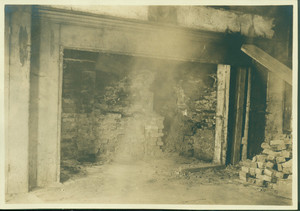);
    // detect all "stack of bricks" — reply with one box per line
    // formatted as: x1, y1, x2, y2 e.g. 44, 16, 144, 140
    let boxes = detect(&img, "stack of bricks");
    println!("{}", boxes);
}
144, 114, 165, 156
239, 135, 292, 189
